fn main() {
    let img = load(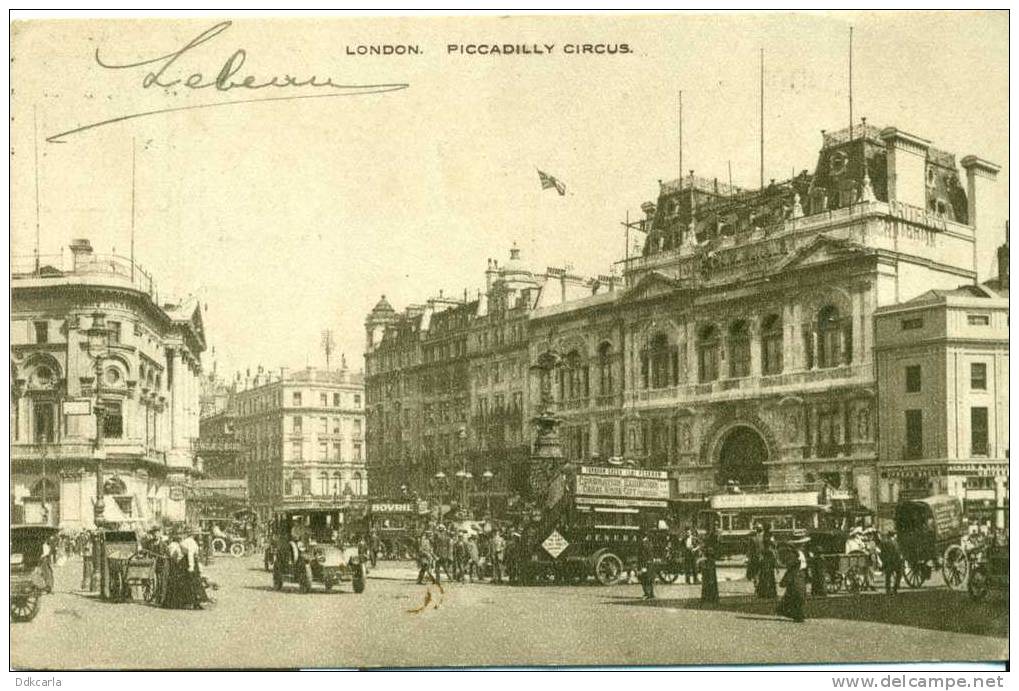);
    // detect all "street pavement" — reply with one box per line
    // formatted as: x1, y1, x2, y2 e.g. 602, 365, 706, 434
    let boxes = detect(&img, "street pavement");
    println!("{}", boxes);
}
11, 555, 1007, 669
